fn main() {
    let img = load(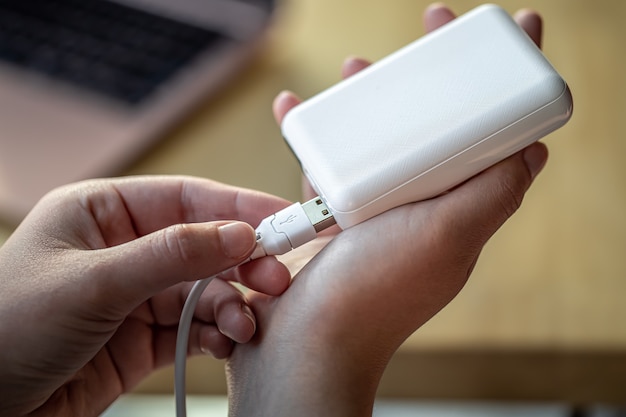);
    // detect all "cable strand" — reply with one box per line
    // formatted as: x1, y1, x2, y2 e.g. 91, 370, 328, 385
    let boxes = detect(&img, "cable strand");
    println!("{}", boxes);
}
175, 277, 213, 417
